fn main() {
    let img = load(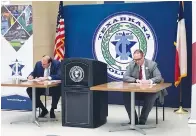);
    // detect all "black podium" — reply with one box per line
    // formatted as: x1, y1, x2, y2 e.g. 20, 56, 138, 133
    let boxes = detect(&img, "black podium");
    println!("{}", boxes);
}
61, 58, 108, 128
